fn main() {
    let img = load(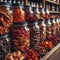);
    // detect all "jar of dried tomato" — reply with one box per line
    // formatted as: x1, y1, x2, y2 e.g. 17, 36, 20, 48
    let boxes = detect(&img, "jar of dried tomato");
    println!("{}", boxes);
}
0, 34, 11, 60
39, 20, 46, 41
28, 21, 40, 49
12, 1, 25, 23
0, 1, 13, 34
45, 19, 51, 38
12, 22, 30, 52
